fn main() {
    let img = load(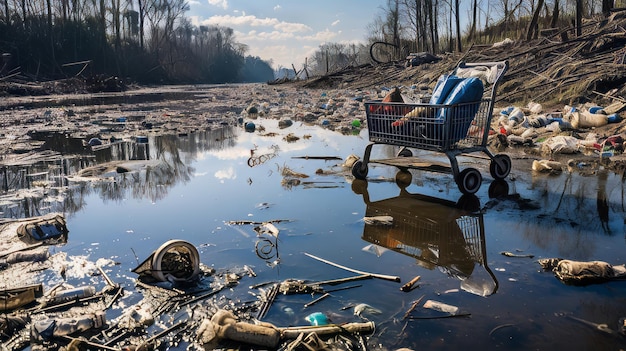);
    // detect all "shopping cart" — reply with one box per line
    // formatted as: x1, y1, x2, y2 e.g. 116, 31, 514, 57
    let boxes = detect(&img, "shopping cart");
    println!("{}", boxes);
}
352, 177, 498, 296
352, 61, 510, 194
